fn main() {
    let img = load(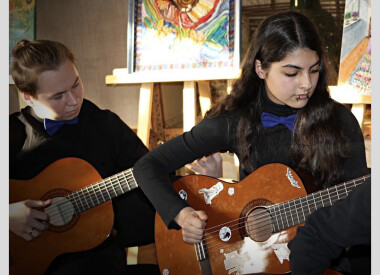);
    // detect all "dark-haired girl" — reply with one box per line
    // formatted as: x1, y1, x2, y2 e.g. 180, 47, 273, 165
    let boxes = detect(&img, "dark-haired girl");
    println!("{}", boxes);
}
133, 11, 368, 273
